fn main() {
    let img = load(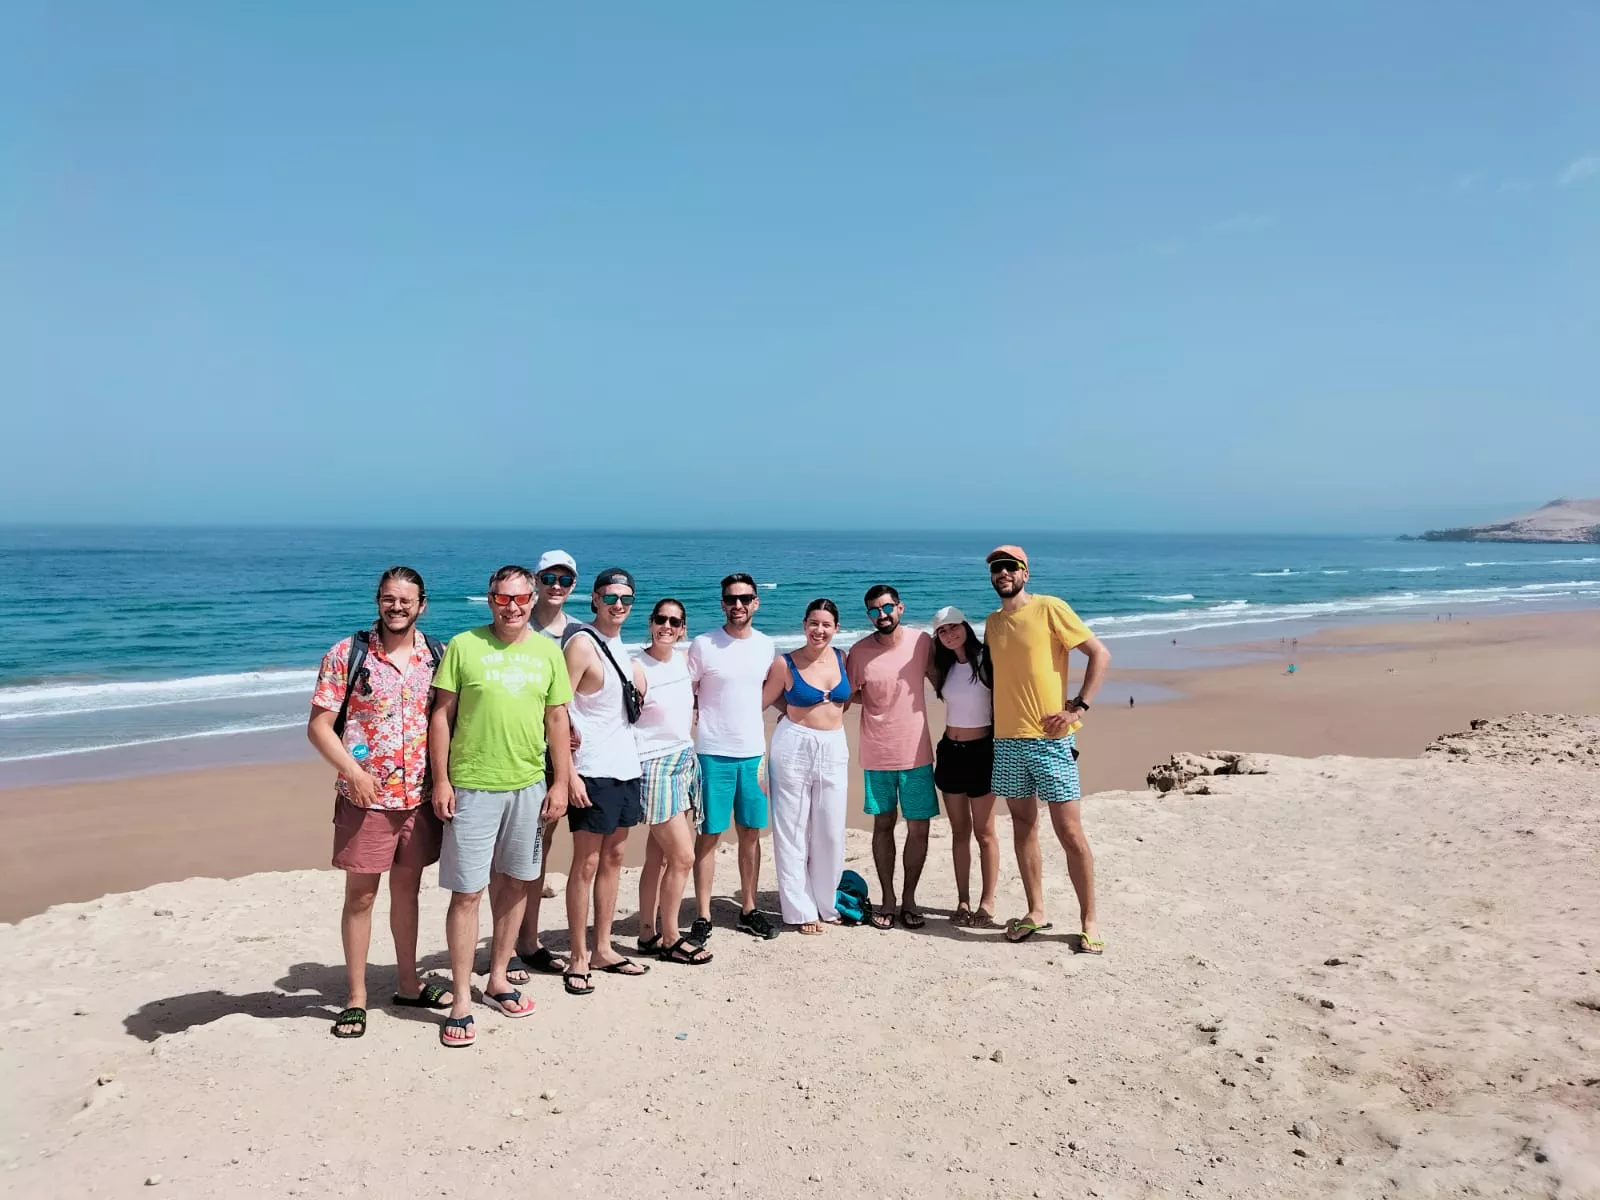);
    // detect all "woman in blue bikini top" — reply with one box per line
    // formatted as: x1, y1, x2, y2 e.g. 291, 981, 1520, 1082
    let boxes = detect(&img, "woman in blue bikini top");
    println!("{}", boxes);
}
761, 600, 851, 730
